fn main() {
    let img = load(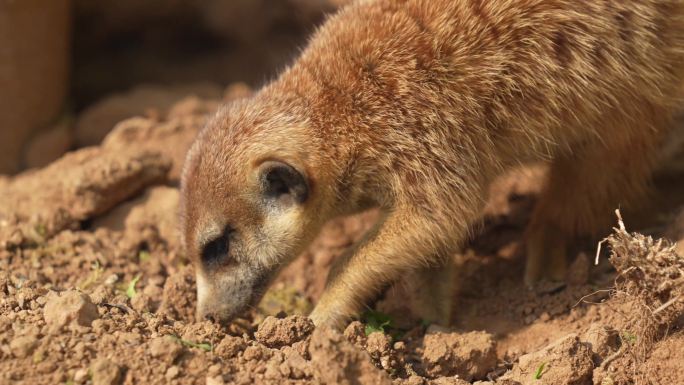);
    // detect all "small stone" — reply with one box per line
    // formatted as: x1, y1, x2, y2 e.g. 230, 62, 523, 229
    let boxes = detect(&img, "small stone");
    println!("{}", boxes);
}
10, 335, 38, 358
421, 331, 497, 381
73, 368, 89, 384
165, 366, 180, 380
148, 336, 182, 363
366, 332, 391, 356
255, 315, 314, 348
214, 335, 246, 359
343, 321, 367, 346
90, 358, 122, 385
43, 290, 98, 331
207, 364, 222, 377
539, 312, 551, 322
104, 274, 119, 286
